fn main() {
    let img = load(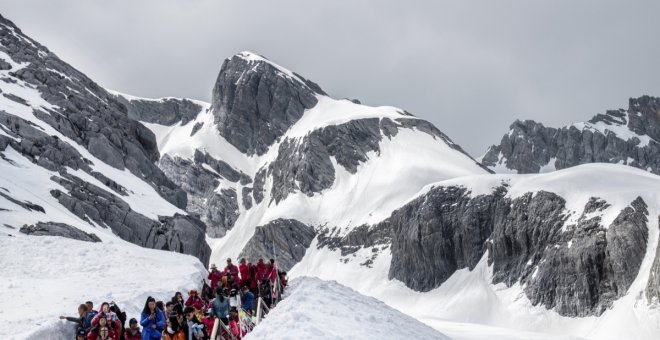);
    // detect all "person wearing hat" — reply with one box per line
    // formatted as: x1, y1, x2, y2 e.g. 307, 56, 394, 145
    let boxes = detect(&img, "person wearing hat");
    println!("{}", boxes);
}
75, 327, 86, 340
207, 264, 223, 291
185, 289, 205, 311
123, 318, 141, 340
